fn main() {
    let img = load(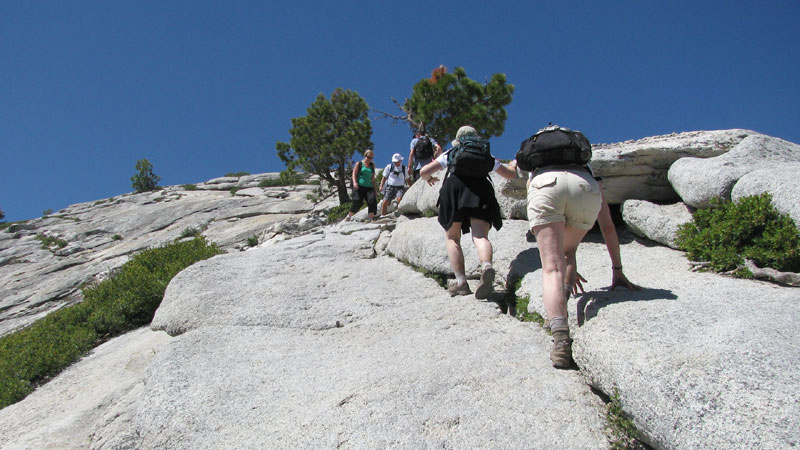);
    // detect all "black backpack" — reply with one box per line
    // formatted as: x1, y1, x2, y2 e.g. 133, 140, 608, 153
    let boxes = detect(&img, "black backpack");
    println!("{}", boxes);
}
447, 135, 495, 178
414, 135, 434, 159
515, 125, 592, 172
